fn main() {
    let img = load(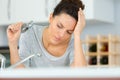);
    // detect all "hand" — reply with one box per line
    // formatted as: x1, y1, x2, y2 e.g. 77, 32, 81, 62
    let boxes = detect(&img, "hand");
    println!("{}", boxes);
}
7, 22, 23, 43
74, 8, 85, 36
